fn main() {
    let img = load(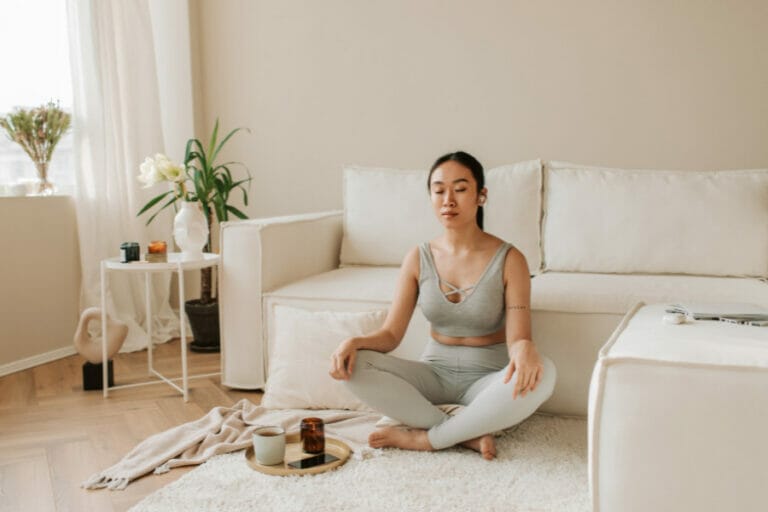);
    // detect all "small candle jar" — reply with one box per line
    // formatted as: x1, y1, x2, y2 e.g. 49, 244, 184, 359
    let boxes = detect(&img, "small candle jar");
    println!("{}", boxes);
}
146, 240, 168, 263
119, 242, 140, 263
300, 417, 325, 454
